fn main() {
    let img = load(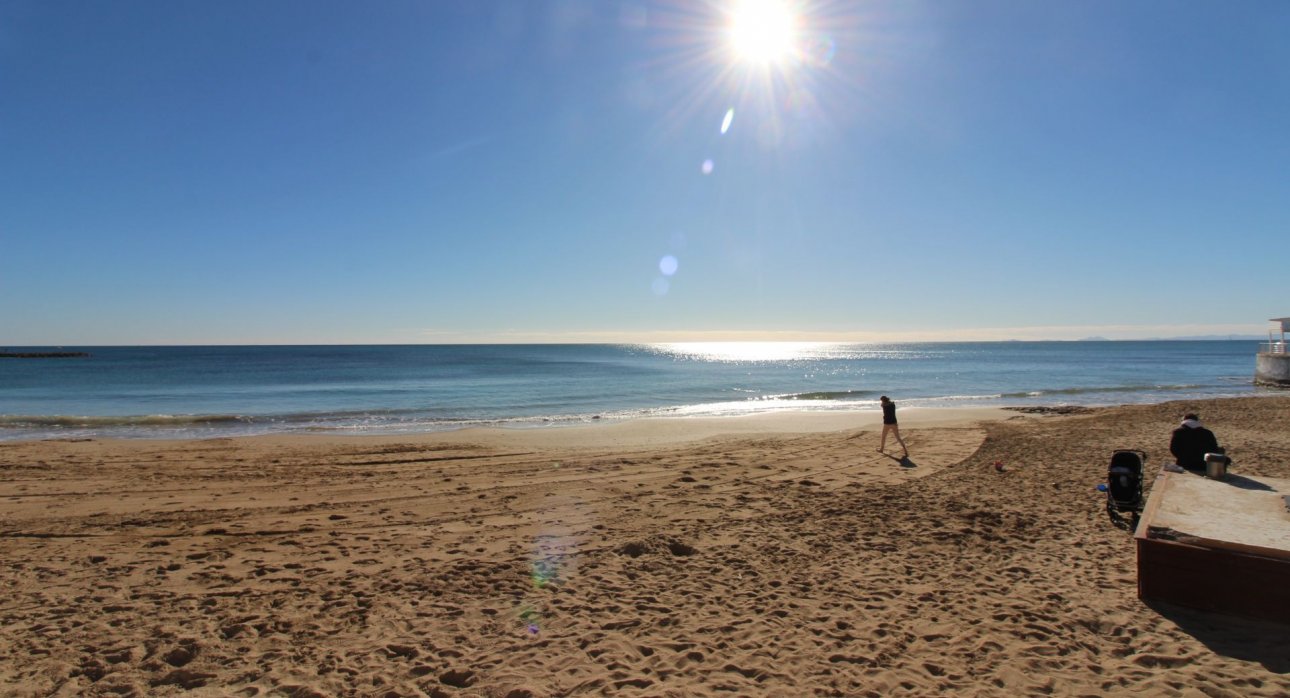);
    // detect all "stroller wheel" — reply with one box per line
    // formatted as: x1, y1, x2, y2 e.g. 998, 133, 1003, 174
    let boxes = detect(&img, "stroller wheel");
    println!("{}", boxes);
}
1106, 504, 1135, 532
1107, 507, 1124, 530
